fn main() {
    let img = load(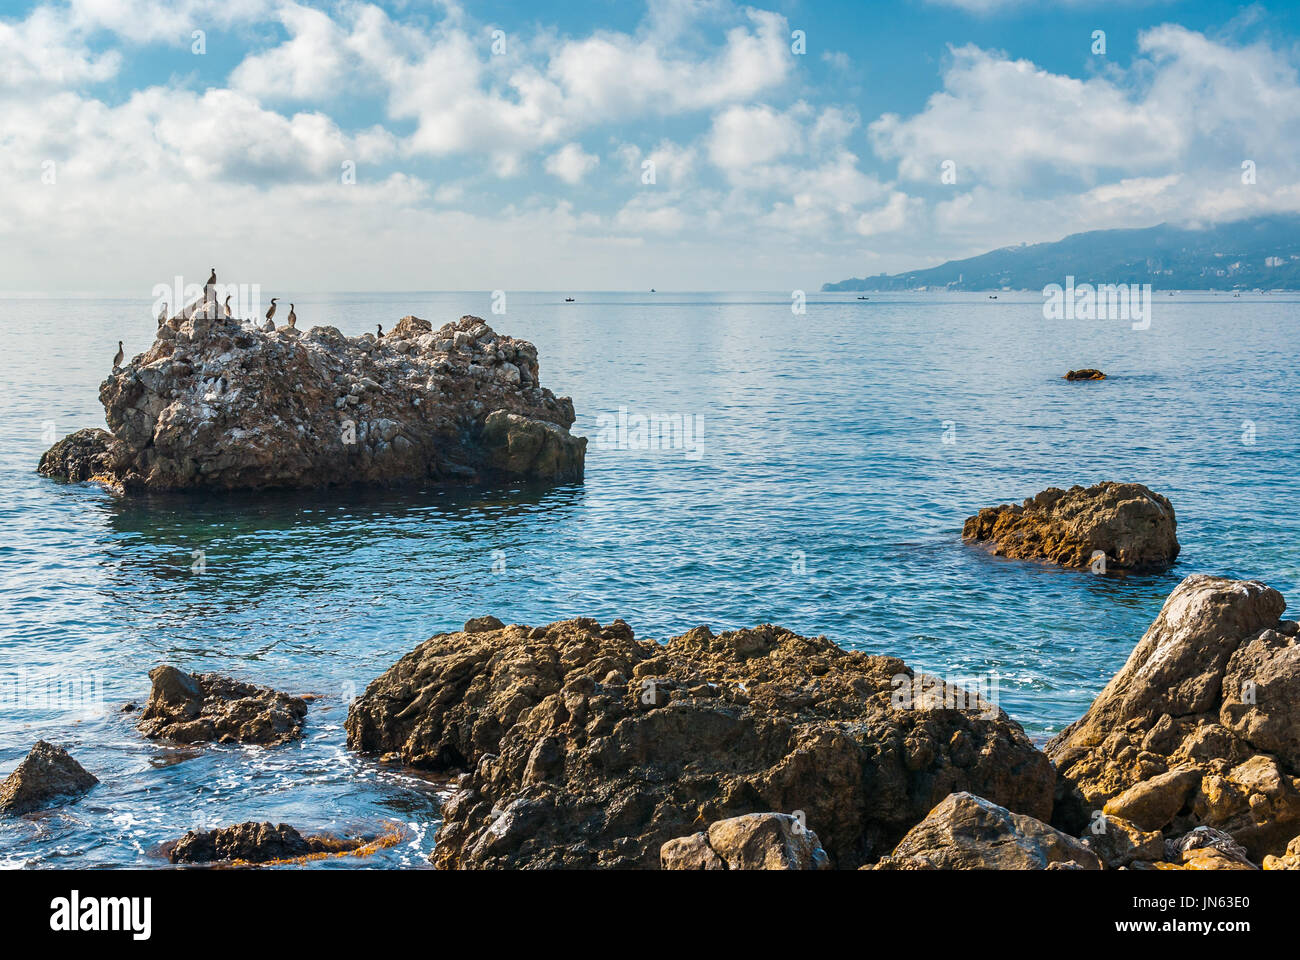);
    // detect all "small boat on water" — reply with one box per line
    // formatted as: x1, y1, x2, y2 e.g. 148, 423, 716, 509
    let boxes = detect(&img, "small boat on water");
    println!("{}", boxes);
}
564, 297, 576, 302
857, 296, 869, 300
